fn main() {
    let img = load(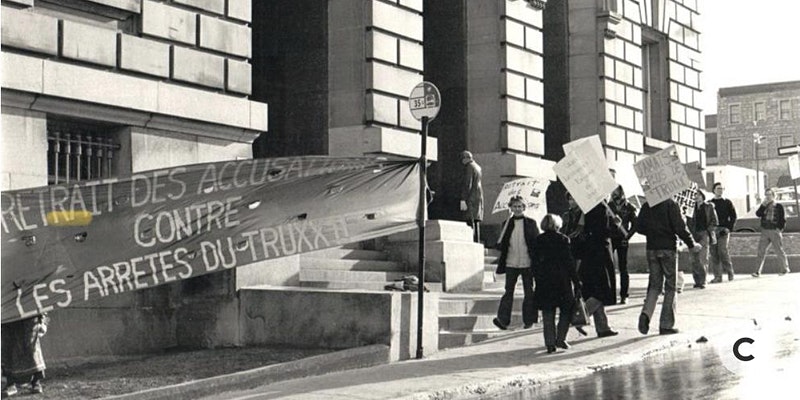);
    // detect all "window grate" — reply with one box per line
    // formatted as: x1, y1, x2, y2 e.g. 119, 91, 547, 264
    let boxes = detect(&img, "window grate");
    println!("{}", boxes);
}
47, 128, 120, 185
